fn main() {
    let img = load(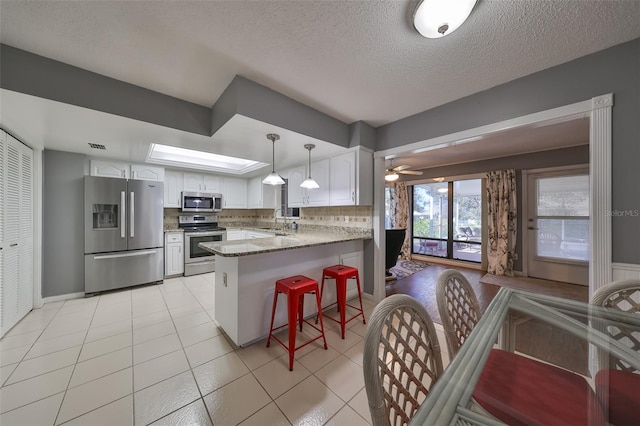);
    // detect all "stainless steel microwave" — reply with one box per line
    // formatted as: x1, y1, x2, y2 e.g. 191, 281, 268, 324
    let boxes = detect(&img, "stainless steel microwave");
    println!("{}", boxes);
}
181, 191, 223, 212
